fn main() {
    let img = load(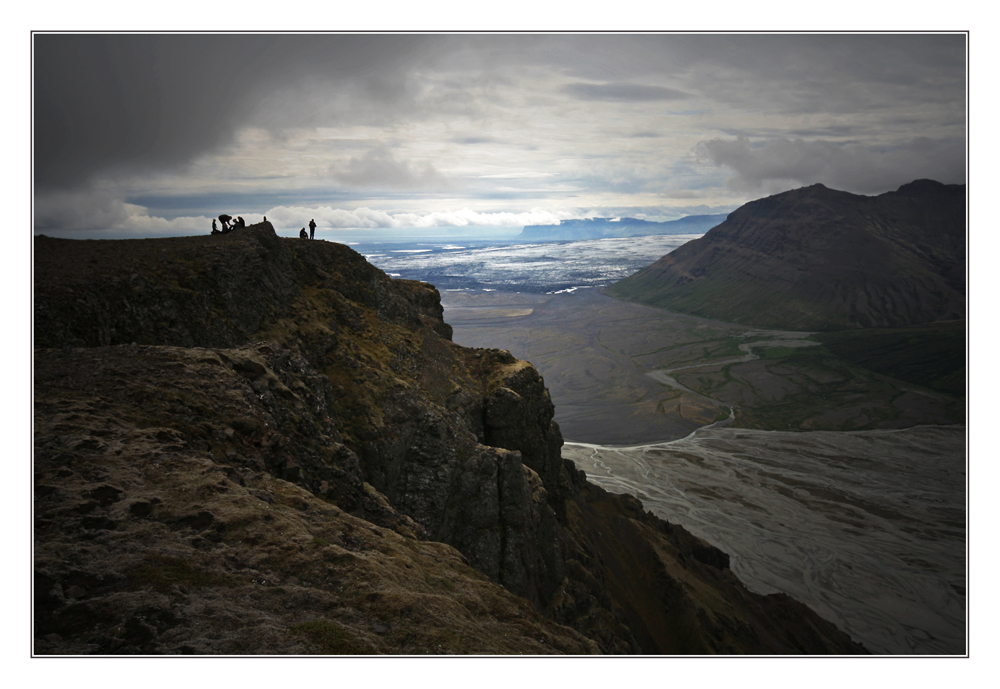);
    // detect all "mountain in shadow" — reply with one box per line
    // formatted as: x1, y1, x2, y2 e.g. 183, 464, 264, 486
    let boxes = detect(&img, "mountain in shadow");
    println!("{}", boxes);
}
607, 180, 965, 331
